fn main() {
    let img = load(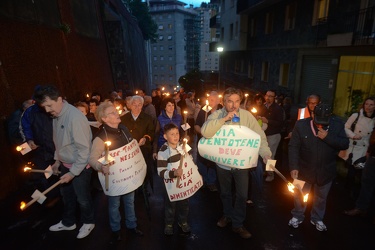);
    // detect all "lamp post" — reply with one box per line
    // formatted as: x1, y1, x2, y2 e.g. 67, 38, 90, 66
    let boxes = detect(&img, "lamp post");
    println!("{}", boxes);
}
217, 46, 224, 91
